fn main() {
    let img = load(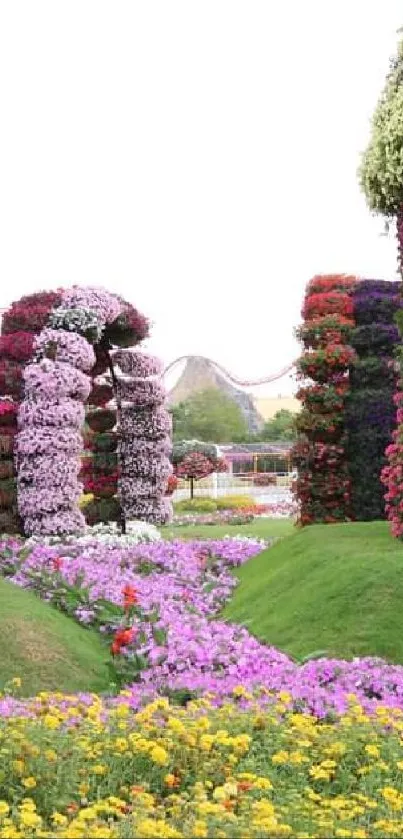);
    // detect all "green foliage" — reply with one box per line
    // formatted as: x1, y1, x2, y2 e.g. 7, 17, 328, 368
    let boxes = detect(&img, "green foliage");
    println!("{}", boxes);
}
172, 387, 248, 443
224, 521, 403, 662
162, 517, 294, 542
359, 37, 403, 215
174, 498, 218, 513
261, 409, 297, 441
